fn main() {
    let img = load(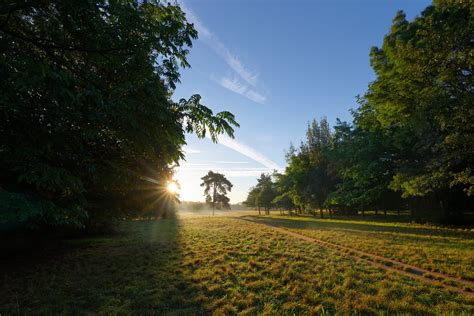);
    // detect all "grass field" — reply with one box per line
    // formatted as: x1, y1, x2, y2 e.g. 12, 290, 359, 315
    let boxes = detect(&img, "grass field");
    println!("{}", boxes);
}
1, 211, 473, 314
248, 215, 474, 281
